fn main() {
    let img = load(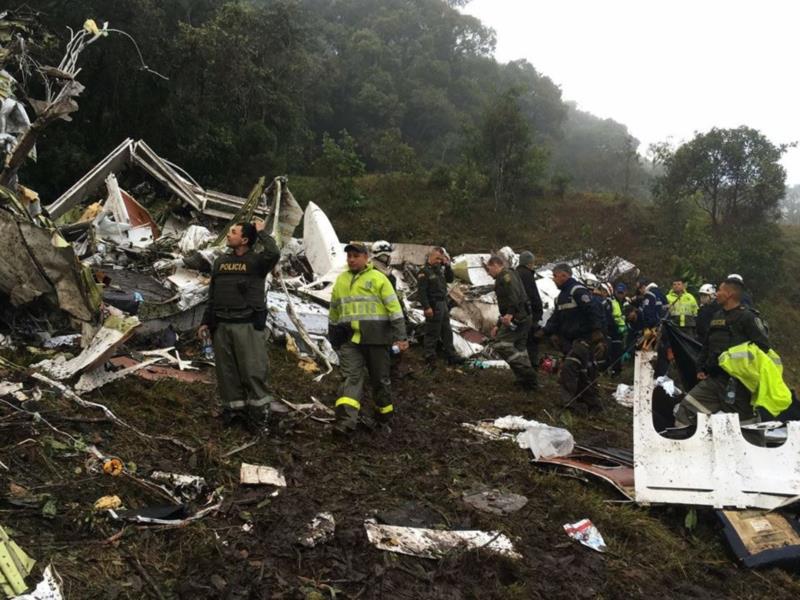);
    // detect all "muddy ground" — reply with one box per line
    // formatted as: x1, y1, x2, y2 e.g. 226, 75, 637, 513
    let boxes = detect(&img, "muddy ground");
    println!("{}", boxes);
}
1, 343, 799, 599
